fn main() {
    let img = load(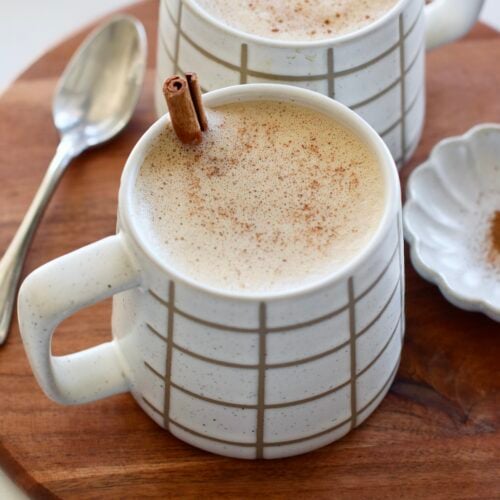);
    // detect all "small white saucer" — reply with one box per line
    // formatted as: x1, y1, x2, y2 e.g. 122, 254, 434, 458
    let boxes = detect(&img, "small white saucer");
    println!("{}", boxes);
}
404, 124, 500, 322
